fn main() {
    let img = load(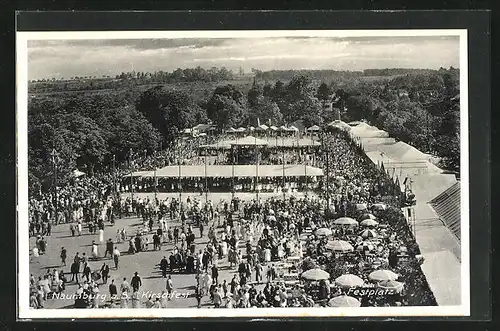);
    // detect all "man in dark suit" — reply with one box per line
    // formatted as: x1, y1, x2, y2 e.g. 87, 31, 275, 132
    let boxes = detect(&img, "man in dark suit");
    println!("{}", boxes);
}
104, 239, 114, 257
160, 256, 168, 278
131, 272, 142, 292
